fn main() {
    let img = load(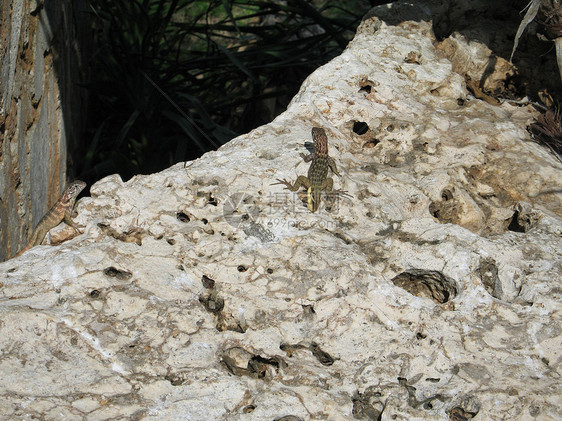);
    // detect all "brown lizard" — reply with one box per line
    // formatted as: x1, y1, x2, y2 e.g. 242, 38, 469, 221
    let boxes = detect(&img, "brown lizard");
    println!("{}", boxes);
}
274, 127, 342, 212
14, 180, 86, 257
